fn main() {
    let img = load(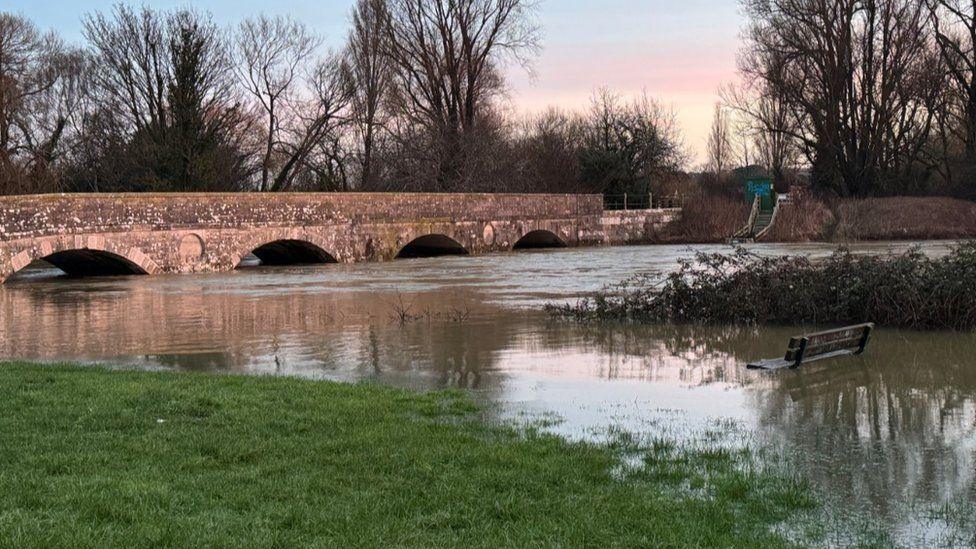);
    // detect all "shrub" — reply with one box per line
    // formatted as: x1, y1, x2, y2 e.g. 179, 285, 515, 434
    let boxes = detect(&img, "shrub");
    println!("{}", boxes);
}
548, 243, 976, 330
